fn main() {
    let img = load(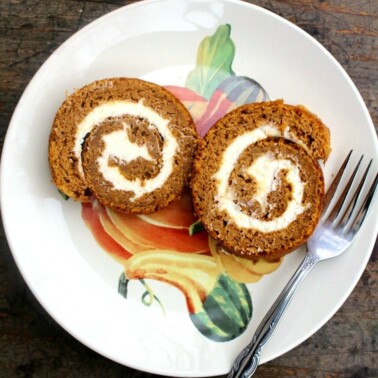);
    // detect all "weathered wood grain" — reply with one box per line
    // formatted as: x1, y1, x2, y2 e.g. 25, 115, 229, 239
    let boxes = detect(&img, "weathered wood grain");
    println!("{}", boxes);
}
0, 0, 377, 377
